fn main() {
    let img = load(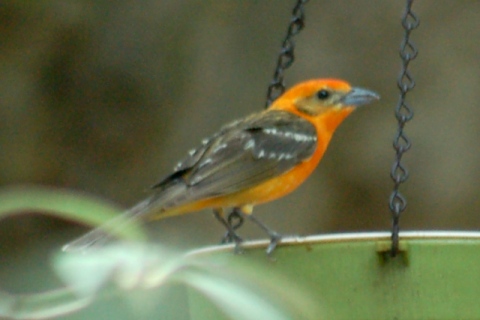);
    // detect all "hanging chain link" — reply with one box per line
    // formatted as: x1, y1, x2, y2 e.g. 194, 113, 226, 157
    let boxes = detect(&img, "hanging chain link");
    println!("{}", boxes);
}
265, 0, 309, 108
390, 0, 419, 257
